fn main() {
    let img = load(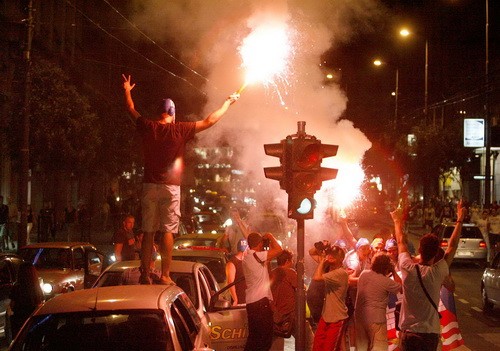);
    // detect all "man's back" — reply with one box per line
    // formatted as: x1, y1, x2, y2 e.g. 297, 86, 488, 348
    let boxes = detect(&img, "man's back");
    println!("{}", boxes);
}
399, 252, 448, 333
